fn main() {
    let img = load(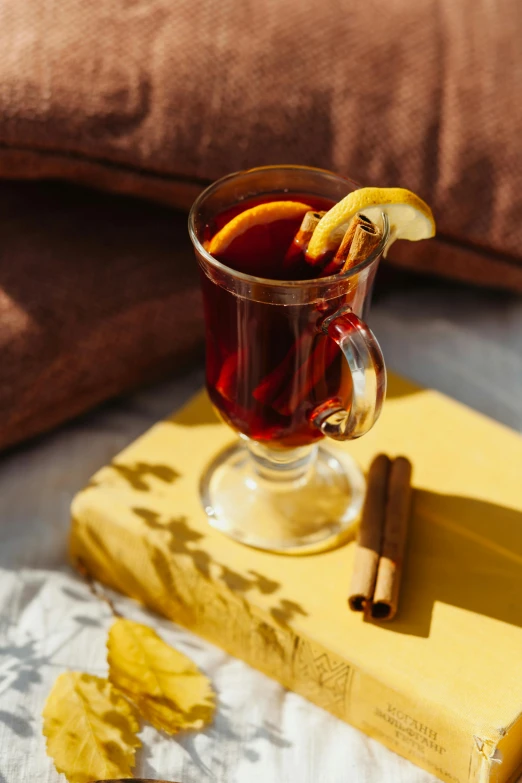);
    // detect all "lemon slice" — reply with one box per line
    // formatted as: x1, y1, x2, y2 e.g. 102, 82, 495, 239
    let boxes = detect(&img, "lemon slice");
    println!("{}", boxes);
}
208, 201, 311, 256
306, 187, 435, 261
